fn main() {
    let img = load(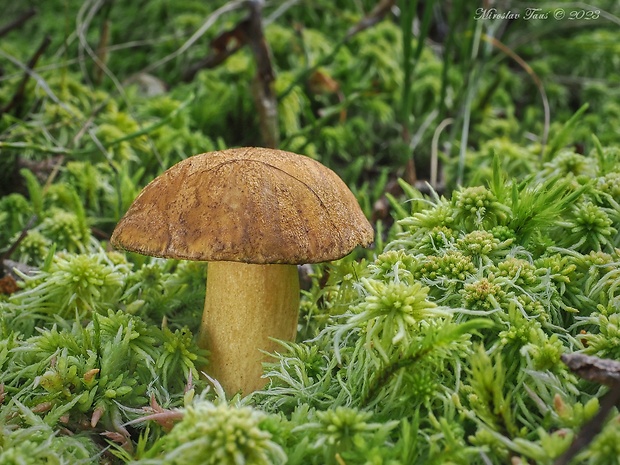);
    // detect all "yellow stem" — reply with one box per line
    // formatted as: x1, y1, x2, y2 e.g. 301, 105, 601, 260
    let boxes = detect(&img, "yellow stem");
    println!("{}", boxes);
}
198, 261, 299, 395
